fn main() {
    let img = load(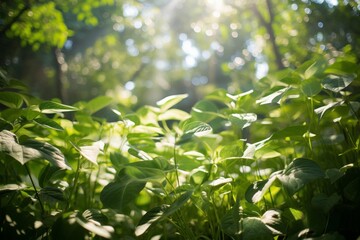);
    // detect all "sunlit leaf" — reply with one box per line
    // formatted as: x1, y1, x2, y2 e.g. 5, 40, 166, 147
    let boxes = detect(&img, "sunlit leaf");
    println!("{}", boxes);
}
156, 94, 188, 111
229, 113, 257, 129
76, 210, 114, 239
261, 210, 285, 235
34, 117, 64, 131
314, 100, 344, 119
322, 75, 354, 92
177, 121, 212, 144
158, 109, 190, 121
135, 205, 167, 236
256, 87, 289, 105
40, 101, 78, 113
0, 130, 70, 169
84, 96, 113, 114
